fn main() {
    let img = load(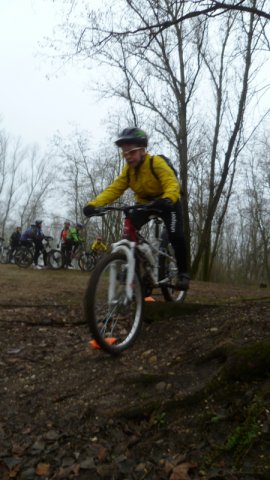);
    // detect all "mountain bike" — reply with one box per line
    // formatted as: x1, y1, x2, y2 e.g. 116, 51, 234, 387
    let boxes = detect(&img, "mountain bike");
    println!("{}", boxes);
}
48, 243, 91, 270
79, 249, 107, 272
14, 241, 35, 268
15, 236, 53, 268
84, 204, 187, 355
47, 245, 64, 269
77, 249, 96, 272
